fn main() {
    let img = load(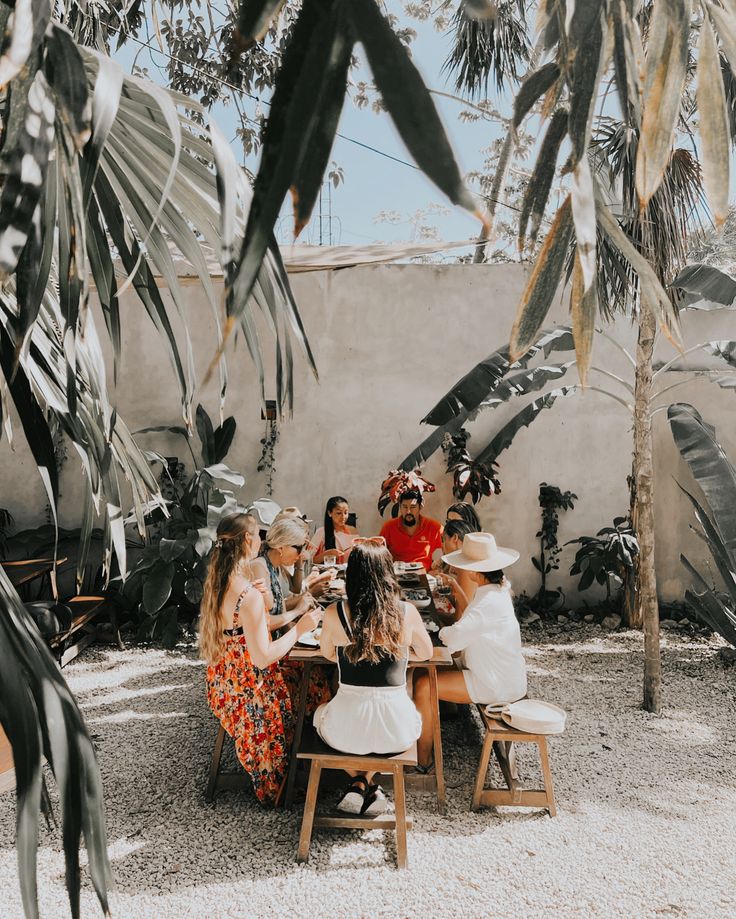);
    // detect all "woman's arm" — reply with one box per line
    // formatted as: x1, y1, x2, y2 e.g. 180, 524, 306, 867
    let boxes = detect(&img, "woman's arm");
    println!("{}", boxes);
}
318, 604, 340, 662
240, 587, 321, 669
438, 605, 482, 654
268, 592, 314, 631
404, 604, 433, 662
248, 557, 274, 611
